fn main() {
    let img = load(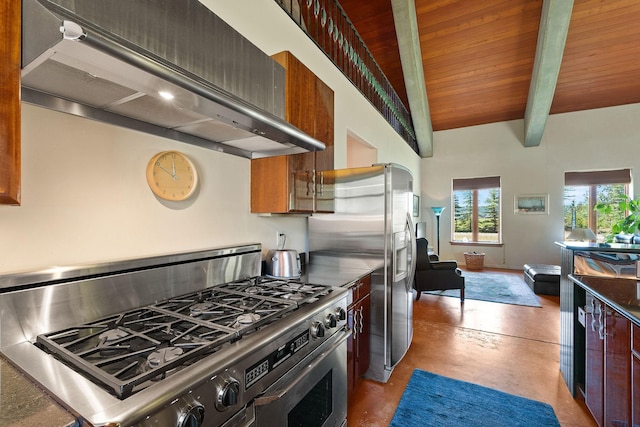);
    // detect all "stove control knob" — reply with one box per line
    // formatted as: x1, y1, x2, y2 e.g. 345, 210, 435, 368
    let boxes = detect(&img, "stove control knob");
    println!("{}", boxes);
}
334, 307, 347, 321
311, 321, 325, 338
177, 403, 204, 427
215, 377, 240, 411
324, 313, 337, 328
